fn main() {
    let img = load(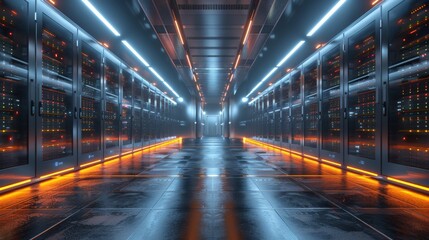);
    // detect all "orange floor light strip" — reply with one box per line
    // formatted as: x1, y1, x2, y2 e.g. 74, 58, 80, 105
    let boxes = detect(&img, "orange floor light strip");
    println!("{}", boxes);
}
321, 159, 342, 167
39, 167, 75, 179
387, 177, 429, 193
104, 154, 120, 161
346, 166, 378, 177
0, 179, 32, 192
80, 159, 102, 168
